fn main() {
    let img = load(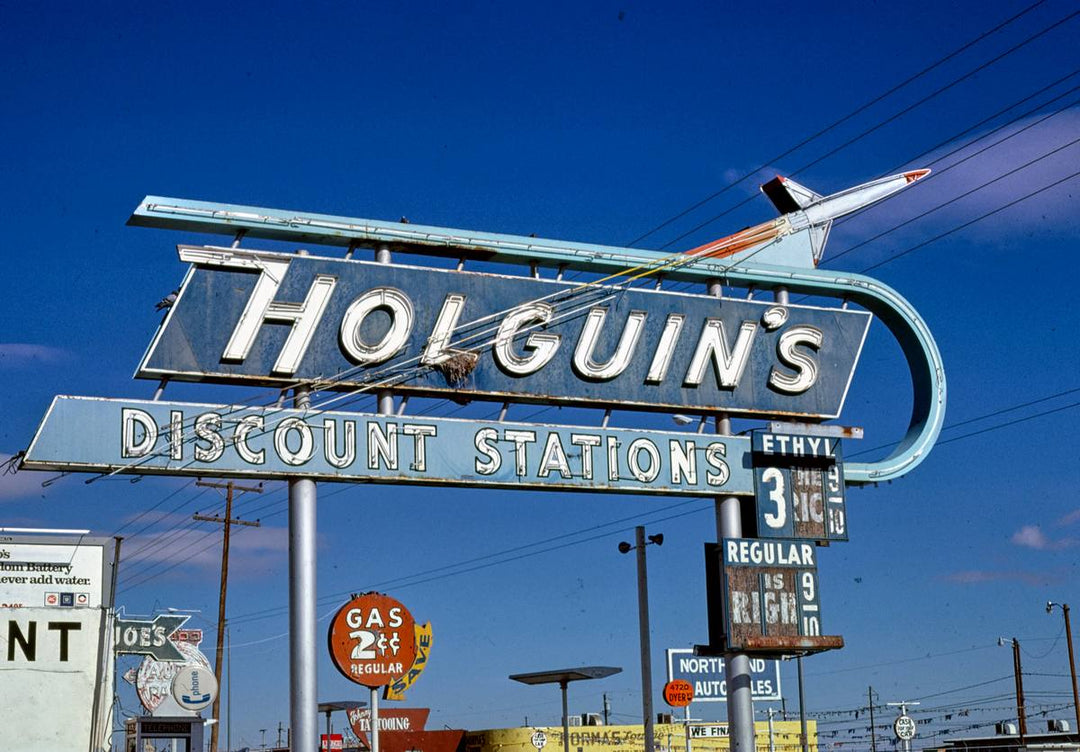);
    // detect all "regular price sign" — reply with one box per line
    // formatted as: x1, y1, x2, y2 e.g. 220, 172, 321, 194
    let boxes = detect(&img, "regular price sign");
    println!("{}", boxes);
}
705, 539, 840, 653
328, 593, 416, 687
